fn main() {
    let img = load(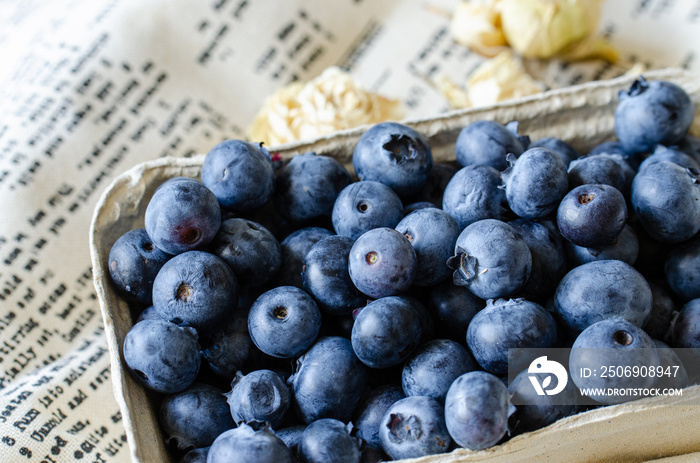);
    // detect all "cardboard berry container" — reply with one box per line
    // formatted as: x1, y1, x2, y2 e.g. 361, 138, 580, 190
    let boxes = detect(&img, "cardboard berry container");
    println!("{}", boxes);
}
90, 68, 700, 463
